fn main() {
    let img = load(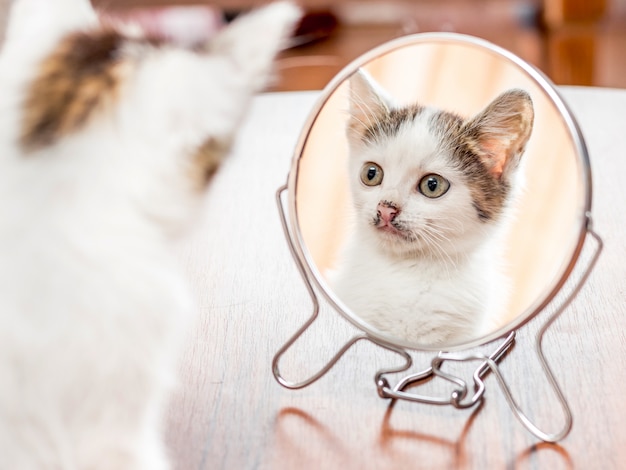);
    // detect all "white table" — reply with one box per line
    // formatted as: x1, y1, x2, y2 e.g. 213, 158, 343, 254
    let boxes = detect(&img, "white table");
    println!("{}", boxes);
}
166, 87, 626, 470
